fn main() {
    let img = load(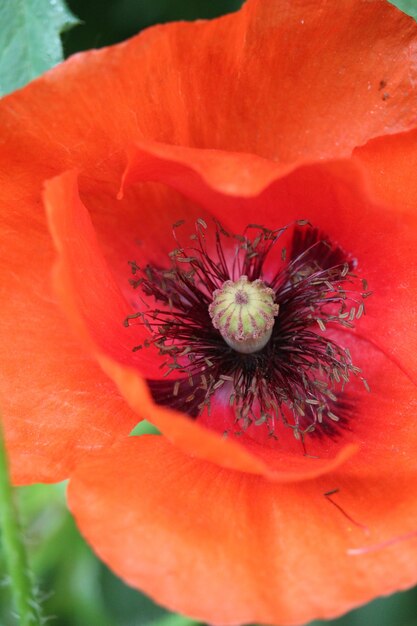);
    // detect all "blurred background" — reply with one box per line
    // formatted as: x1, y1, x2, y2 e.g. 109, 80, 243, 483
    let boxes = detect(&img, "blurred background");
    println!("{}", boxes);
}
1, 0, 417, 624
